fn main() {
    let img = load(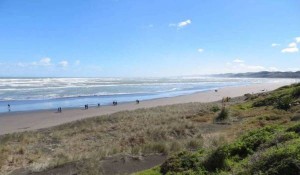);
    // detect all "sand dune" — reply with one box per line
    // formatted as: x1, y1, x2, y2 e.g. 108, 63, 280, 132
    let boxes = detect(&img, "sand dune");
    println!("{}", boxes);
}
0, 82, 291, 135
